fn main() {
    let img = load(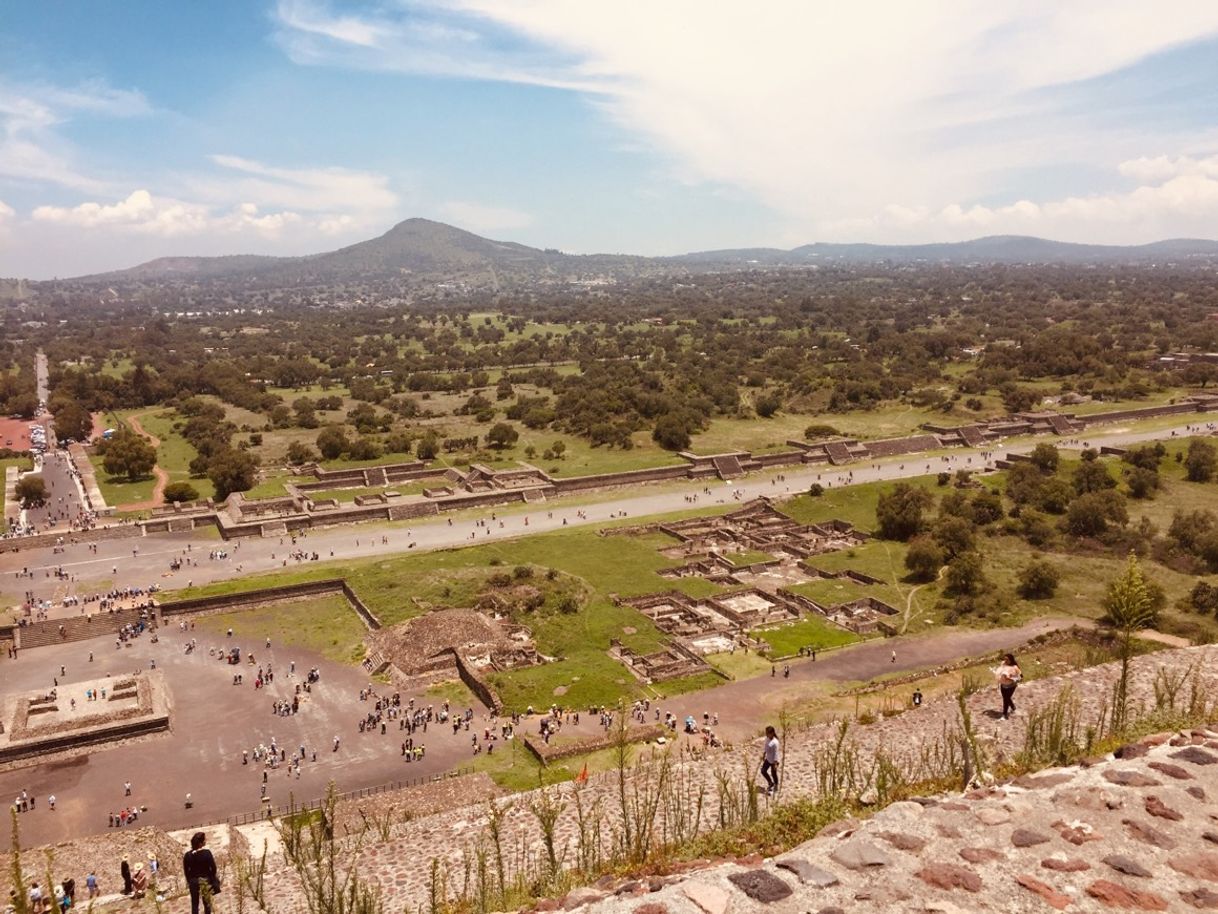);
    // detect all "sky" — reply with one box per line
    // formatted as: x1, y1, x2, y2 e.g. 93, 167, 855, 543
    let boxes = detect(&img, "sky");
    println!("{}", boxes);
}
3, 1, 1218, 278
